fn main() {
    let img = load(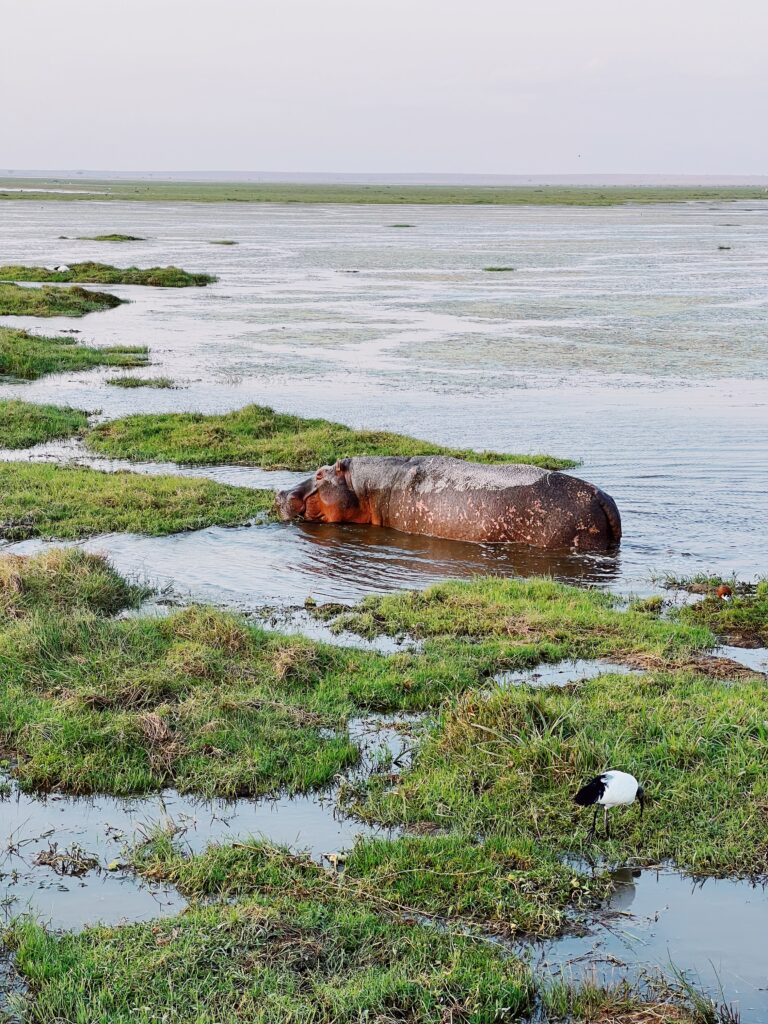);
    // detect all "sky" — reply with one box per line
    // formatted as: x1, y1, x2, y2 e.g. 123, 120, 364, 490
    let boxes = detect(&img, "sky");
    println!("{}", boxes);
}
3, 0, 767, 175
